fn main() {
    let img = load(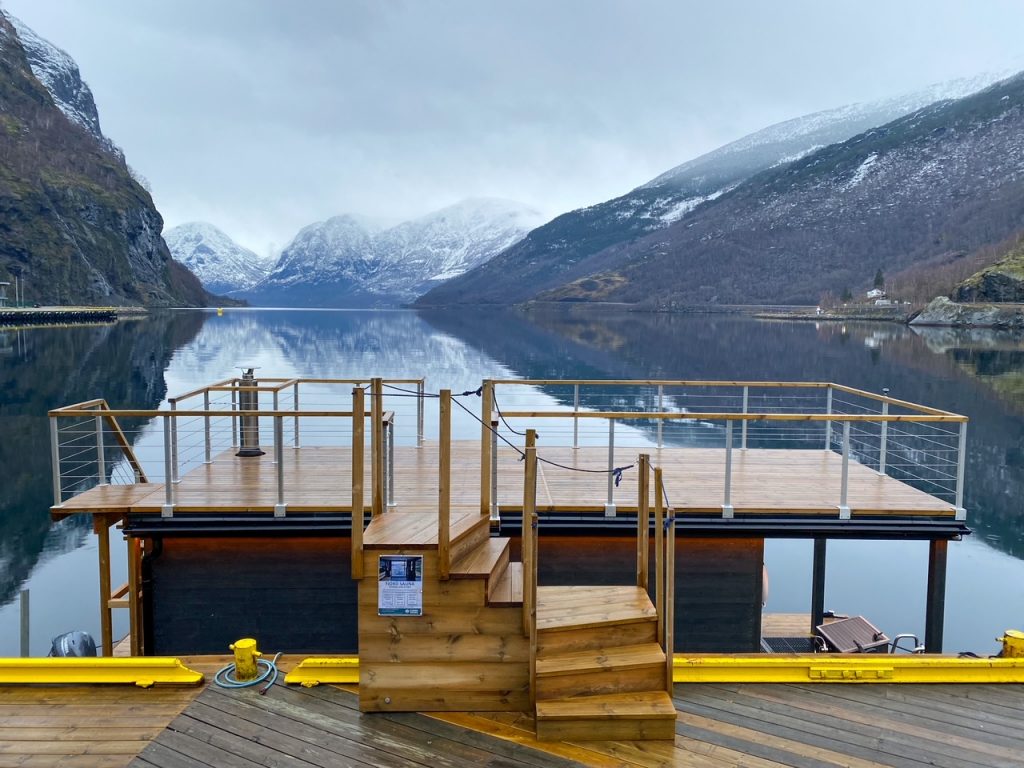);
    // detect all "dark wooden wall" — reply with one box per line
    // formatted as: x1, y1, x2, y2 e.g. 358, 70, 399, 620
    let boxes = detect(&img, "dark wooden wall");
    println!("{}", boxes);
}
143, 536, 356, 655
535, 534, 764, 653
675, 537, 764, 652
